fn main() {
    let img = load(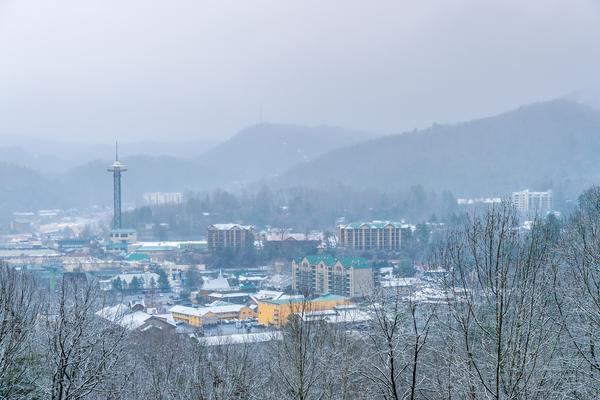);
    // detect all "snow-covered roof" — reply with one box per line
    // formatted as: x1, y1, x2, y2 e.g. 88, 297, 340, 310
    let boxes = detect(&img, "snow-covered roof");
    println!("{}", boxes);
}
201, 271, 231, 291
380, 277, 422, 288
130, 240, 207, 251
170, 305, 205, 317
119, 310, 153, 330
277, 294, 304, 301
198, 331, 282, 346
153, 313, 177, 325
262, 232, 323, 242
251, 290, 284, 301
300, 305, 371, 324
208, 292, 248, 298
0, 248, 60, 258
96, 305, 169, 330
207, 300, 235, 307
170, 303, 247, 317
238, 275, 267, 282
209, 223, 253, 231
